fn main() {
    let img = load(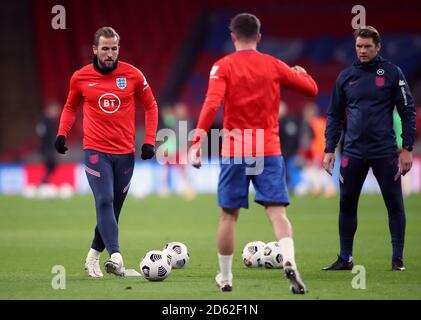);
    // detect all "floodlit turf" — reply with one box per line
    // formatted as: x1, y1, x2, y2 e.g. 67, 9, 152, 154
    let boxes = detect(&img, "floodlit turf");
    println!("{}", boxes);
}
0, 193, 420, 300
